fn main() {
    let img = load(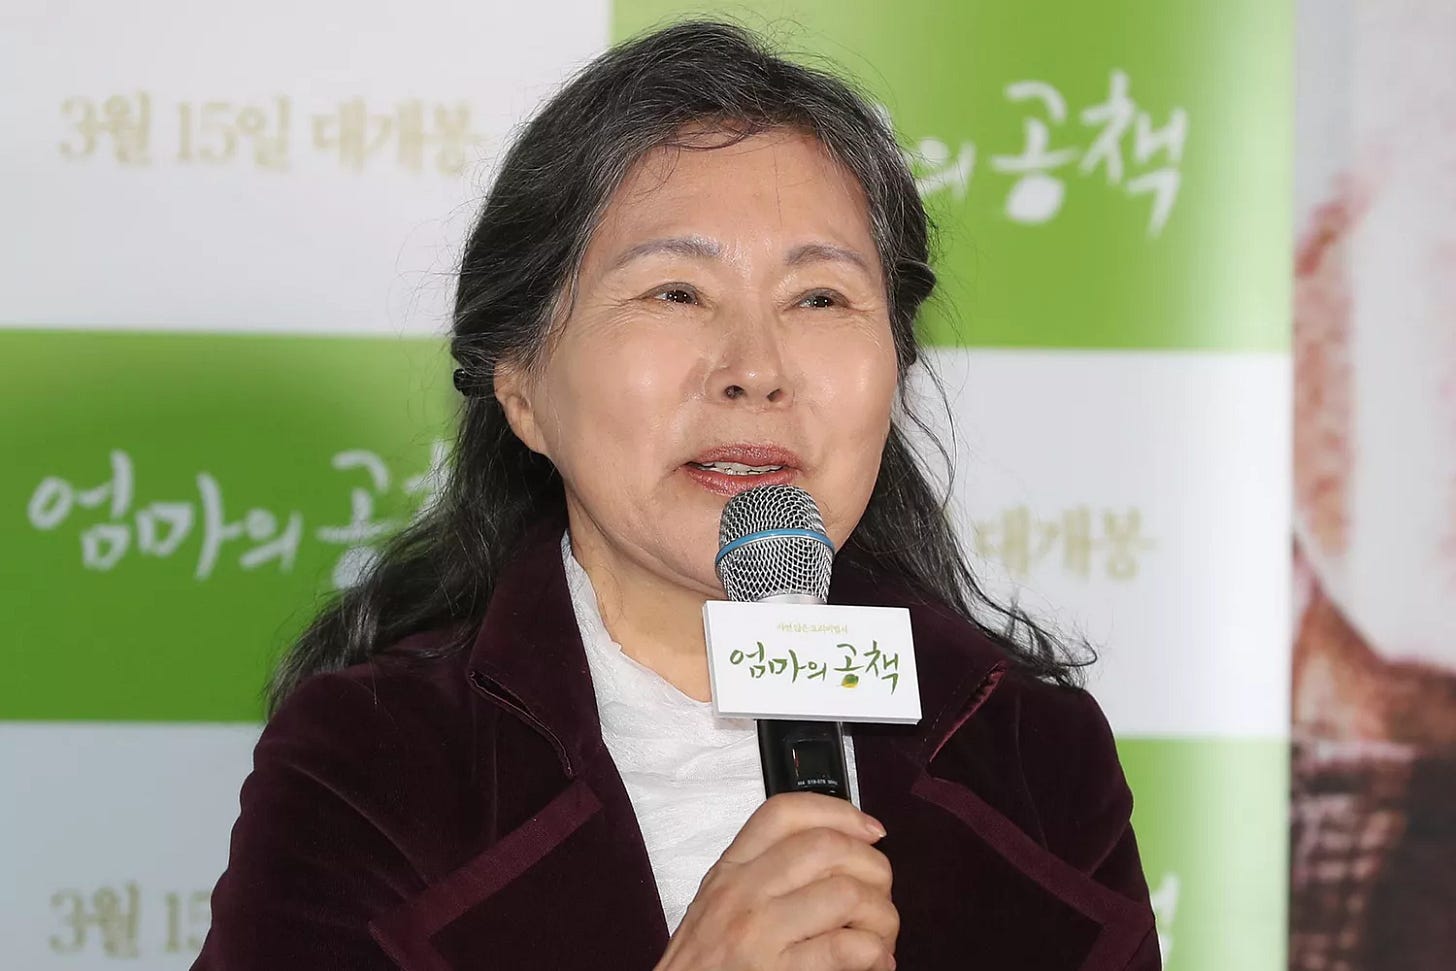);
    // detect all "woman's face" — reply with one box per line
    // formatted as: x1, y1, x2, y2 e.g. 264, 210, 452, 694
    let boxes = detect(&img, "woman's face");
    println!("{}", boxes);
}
496, 127, 899, 598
